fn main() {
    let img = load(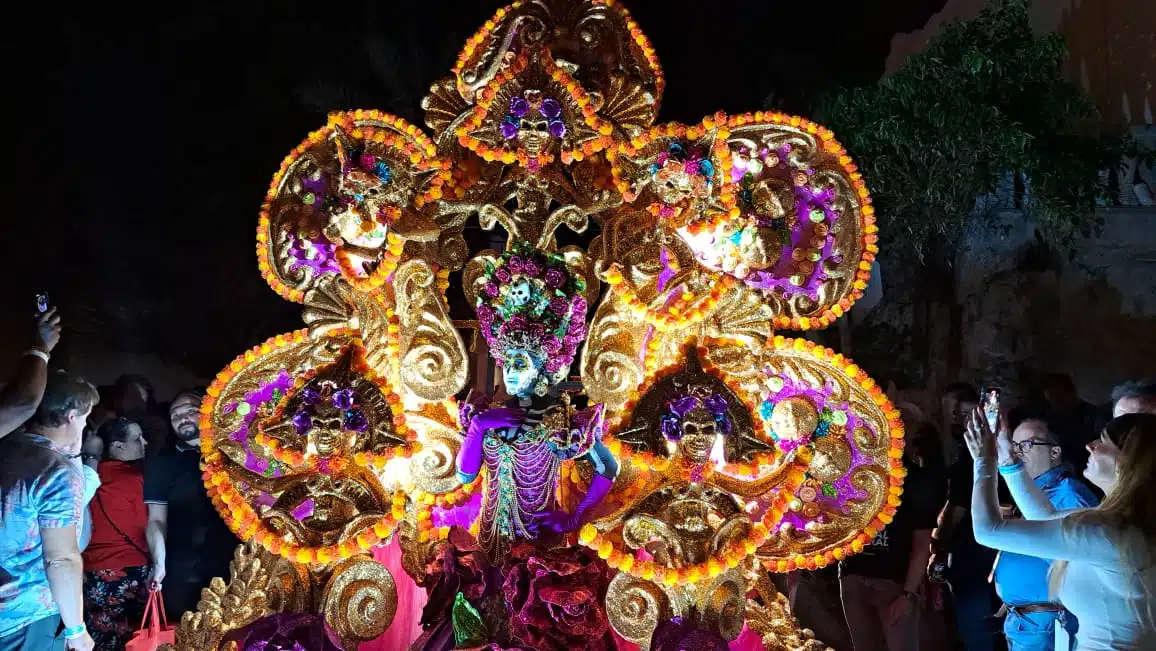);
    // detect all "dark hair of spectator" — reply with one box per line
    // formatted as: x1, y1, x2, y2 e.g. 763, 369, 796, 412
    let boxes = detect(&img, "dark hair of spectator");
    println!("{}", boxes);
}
1042, 373, 1077, 394
942, 382, 979, 405
114, 374, 155, 403
1111, 378, 1156, 404
97, 416, 140, 449
171, 388, 206, 403
1104, 412, 1156, 450
27, 371, 100, 428
1008, 410, 1062, 445
907, 421, 945, 470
